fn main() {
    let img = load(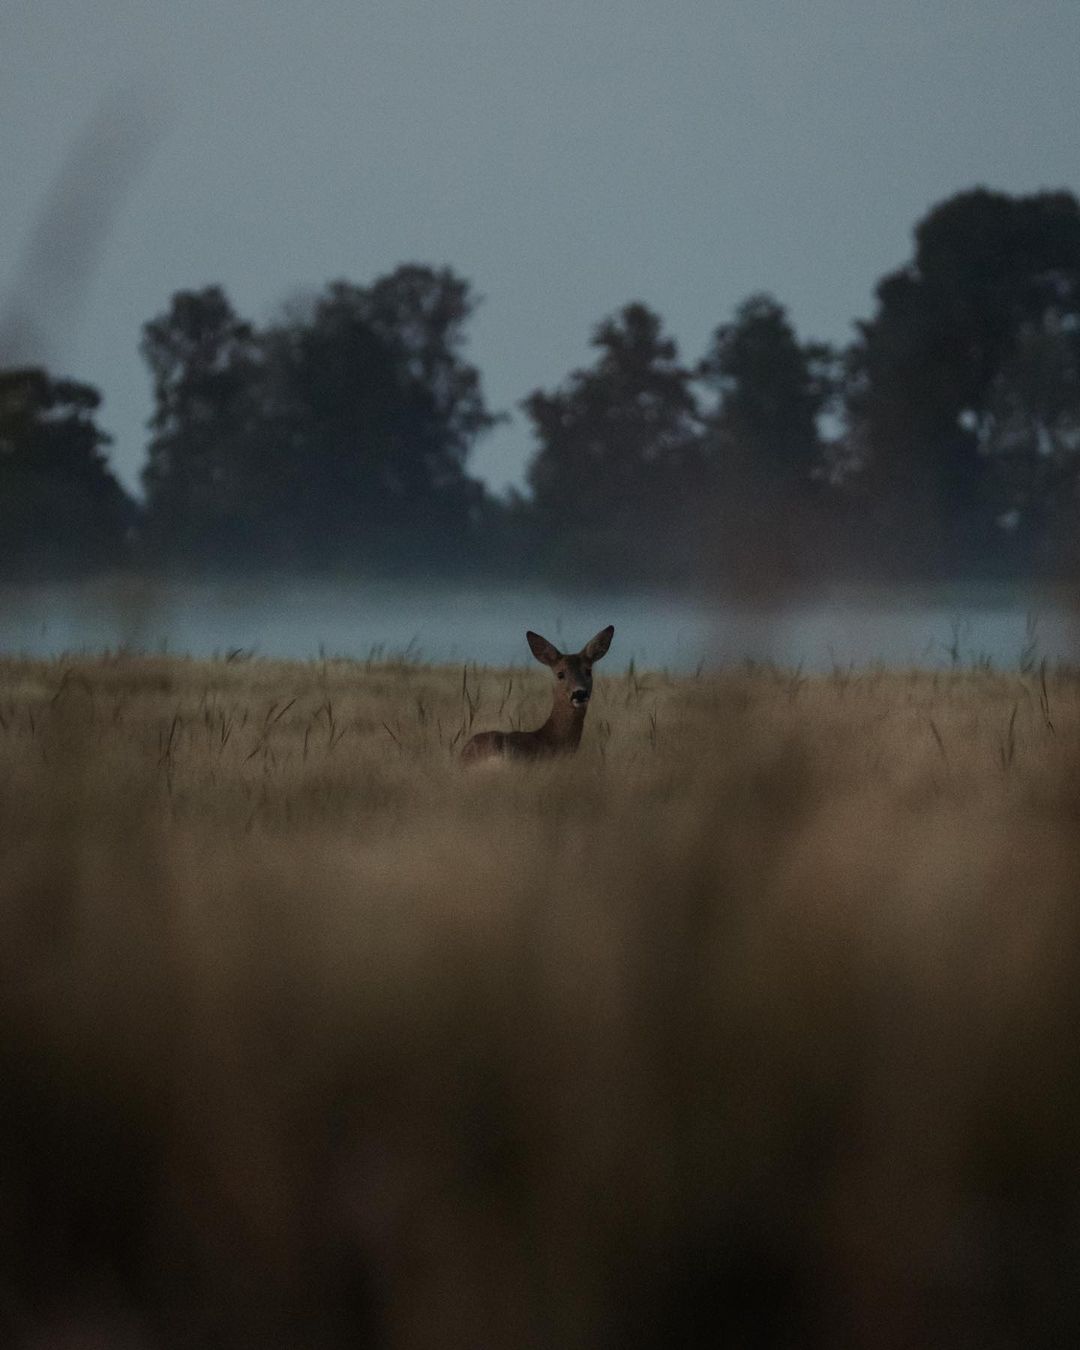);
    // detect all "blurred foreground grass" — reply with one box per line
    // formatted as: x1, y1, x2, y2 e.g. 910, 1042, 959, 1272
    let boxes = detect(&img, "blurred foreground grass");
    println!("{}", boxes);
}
2, 653, 1080, 1348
